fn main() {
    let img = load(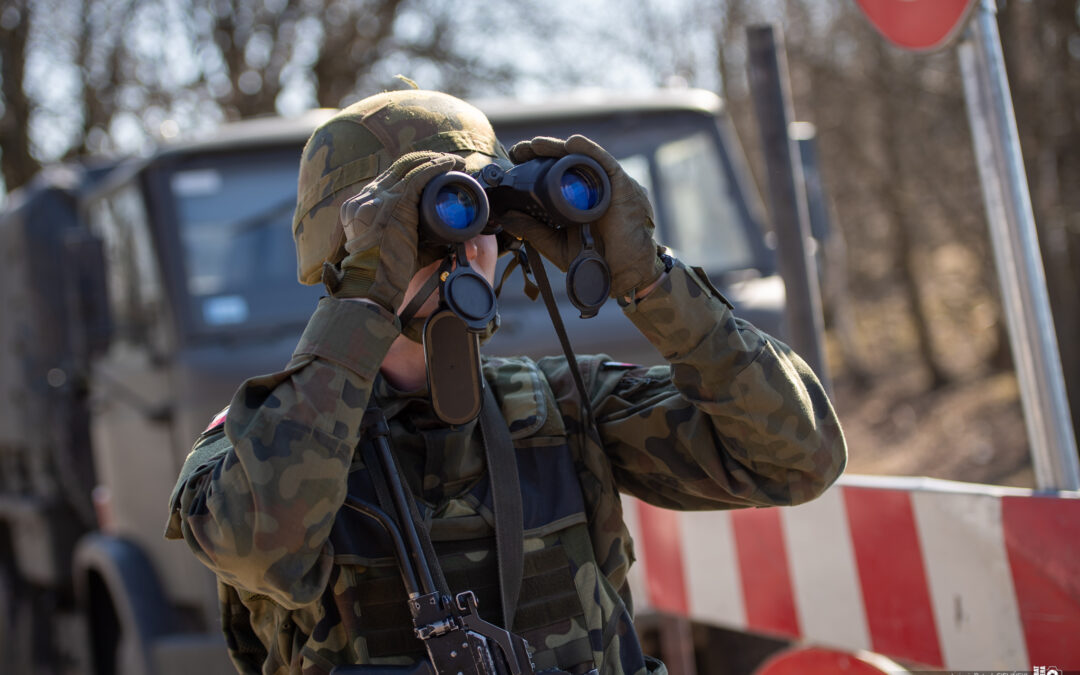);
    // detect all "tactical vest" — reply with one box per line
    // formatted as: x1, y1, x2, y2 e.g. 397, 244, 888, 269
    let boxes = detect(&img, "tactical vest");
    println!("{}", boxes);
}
217, 357, 653, 675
